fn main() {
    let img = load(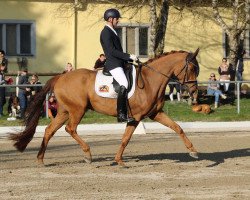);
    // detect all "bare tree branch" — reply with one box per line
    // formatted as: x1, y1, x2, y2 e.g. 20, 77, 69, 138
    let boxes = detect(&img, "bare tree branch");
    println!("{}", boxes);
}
212, 0, 230, 35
